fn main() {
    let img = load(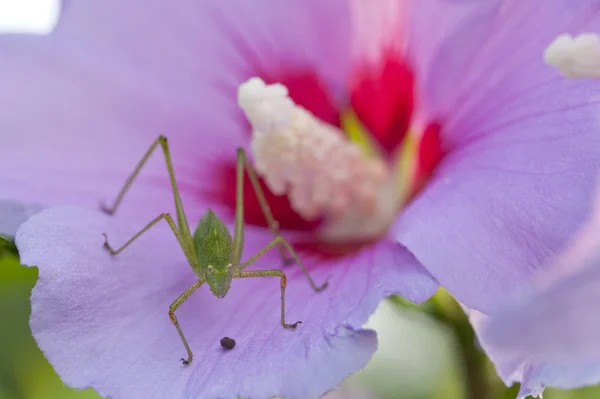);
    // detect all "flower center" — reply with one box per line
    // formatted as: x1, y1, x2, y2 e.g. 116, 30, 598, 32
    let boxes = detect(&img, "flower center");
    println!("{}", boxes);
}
214, 58, 443, 257
238, 78, 389, 224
